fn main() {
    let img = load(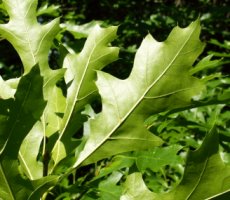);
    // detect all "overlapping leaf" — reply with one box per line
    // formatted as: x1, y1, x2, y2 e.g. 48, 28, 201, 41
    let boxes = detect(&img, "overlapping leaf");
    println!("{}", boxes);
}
0, 159, 58, 200
0, 76, 17, 99
155, 129, 230, 200
0, 1, 225, 198
0, 66, 46, 156
73, 19, 205, 167
0, 0, 65, 130
98, 172, 123, 200
120, 129, 230, 200
0, 0, 59, 73
51, 25, 119, 167
0, 0, 67, 176
120, 173, 154, 200
134, 145, 183, 173
0, 66, 44, 199
0, 66, 58, 200
19, 123, 44, 180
